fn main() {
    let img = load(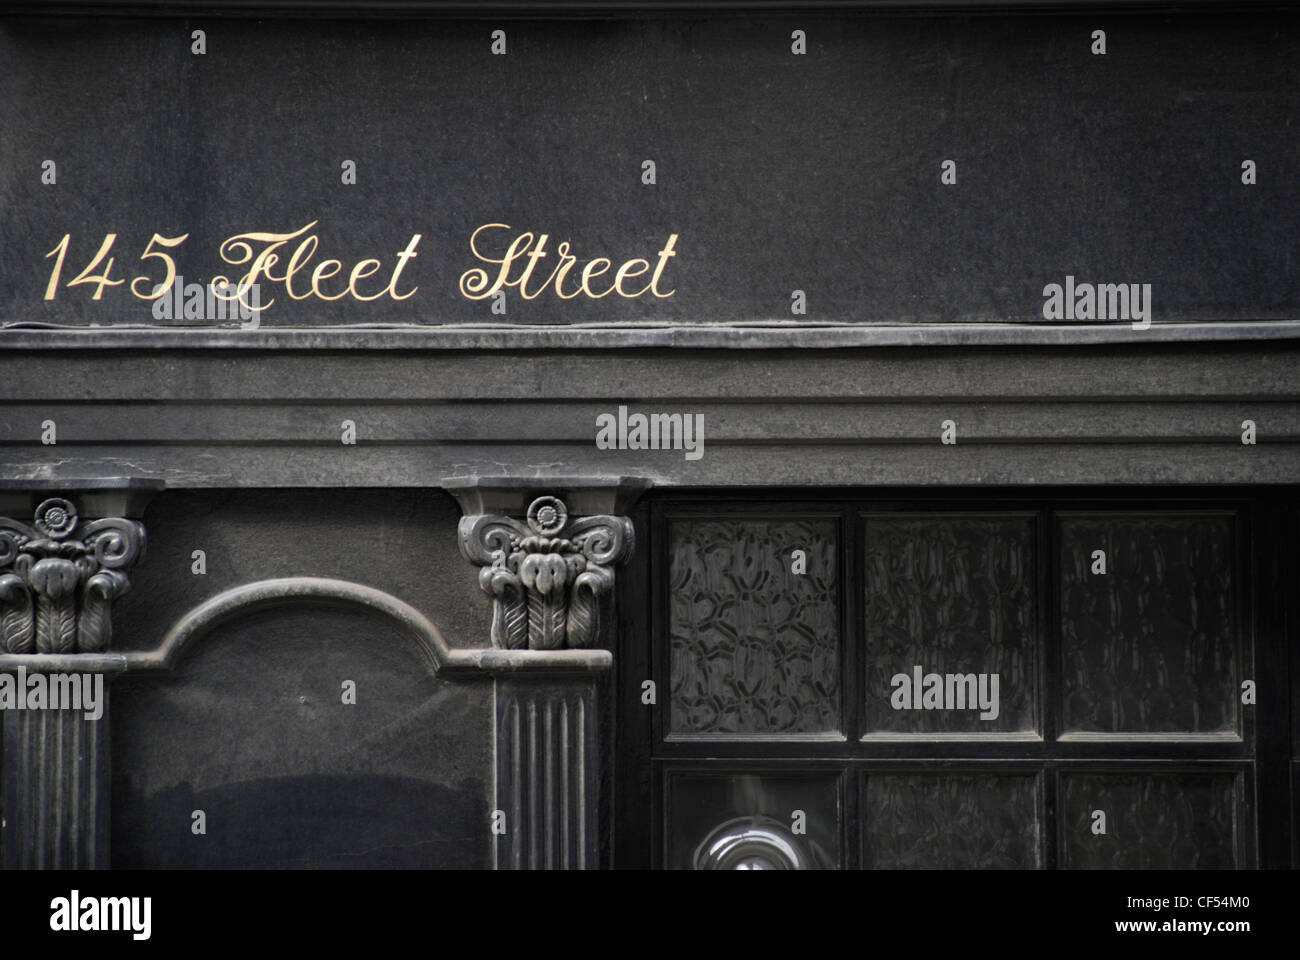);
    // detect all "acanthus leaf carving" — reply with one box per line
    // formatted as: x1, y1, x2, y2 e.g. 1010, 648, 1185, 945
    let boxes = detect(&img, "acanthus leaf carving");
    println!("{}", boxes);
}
0, 498, 146, 655
459, 495, 633, 650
